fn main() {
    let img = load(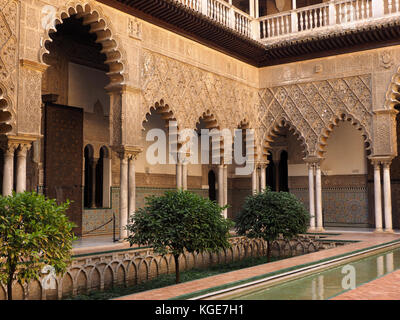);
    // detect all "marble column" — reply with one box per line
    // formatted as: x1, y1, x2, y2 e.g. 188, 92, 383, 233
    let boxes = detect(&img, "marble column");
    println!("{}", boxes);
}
274, 159, 280, 192
315, 163, 324, 231
128, 155, 136, 220
223, 164, 228, 218
90, 158, 98, 208
218, 164, 224, 208
308, 163, 316, 231
119, 154, 128, 240
182, 162, 188, 191
16, 144, 30, 193
382, 160, 393, 233
176, 162, 183, 189
251, 165, 258, 194
260, 163, 267, 192
372, 160, 383, 232
2, 144, 16, 196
